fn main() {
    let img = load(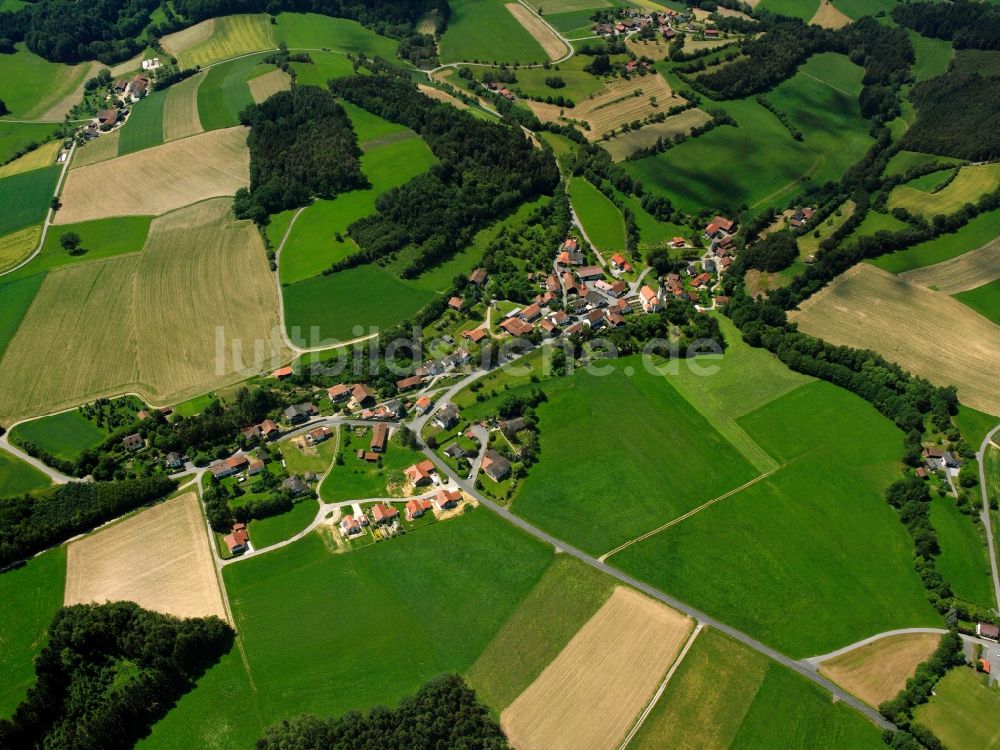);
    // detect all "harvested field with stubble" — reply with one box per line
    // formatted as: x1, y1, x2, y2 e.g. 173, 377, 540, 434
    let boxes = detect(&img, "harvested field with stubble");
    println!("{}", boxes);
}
417, 83, 469, 110
501, 587, 693, 750
506, 4, 566, 61
900, 236, 1000, 294
888, 164, 1000, 218
55, 127, 249, 224
573, 74, 678, 140
163, 14, 273, 69
0, 199, 286, 422
819, 632, 942, 707
791, 264, 1000, 415
248, 69, 291, 103
65, 492, 228, 621
70, 130, 119, 168
810, 0, 852, 28
603, 109, 712, 161
163, 71, 205, 142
